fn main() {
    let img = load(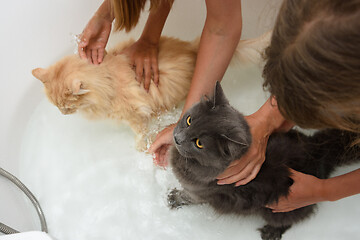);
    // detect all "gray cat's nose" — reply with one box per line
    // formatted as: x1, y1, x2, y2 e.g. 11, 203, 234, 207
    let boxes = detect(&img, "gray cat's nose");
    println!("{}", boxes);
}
174, 134, 181, 145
